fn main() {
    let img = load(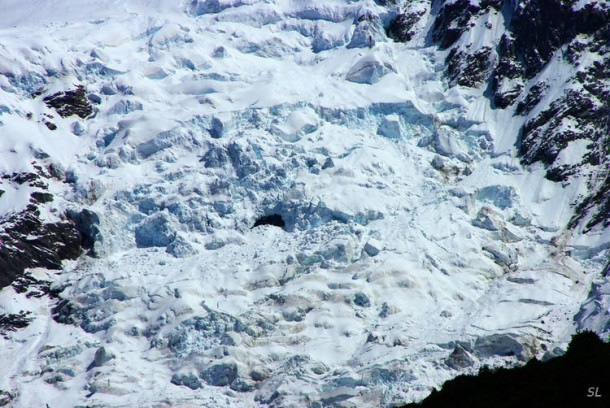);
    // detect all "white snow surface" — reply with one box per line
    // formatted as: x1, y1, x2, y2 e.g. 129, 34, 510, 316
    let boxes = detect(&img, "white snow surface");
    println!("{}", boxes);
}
0, 1, 607, 407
